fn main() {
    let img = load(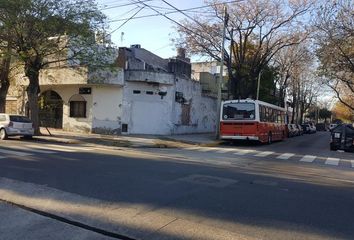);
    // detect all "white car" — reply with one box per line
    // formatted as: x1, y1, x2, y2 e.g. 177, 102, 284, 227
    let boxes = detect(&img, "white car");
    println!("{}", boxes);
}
0, 114, 34, 140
